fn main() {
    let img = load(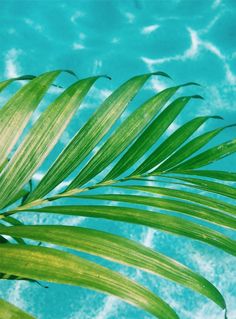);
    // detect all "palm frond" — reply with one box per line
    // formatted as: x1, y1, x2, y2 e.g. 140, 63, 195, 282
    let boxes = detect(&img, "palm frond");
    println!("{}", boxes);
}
0, 71, 235, 319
